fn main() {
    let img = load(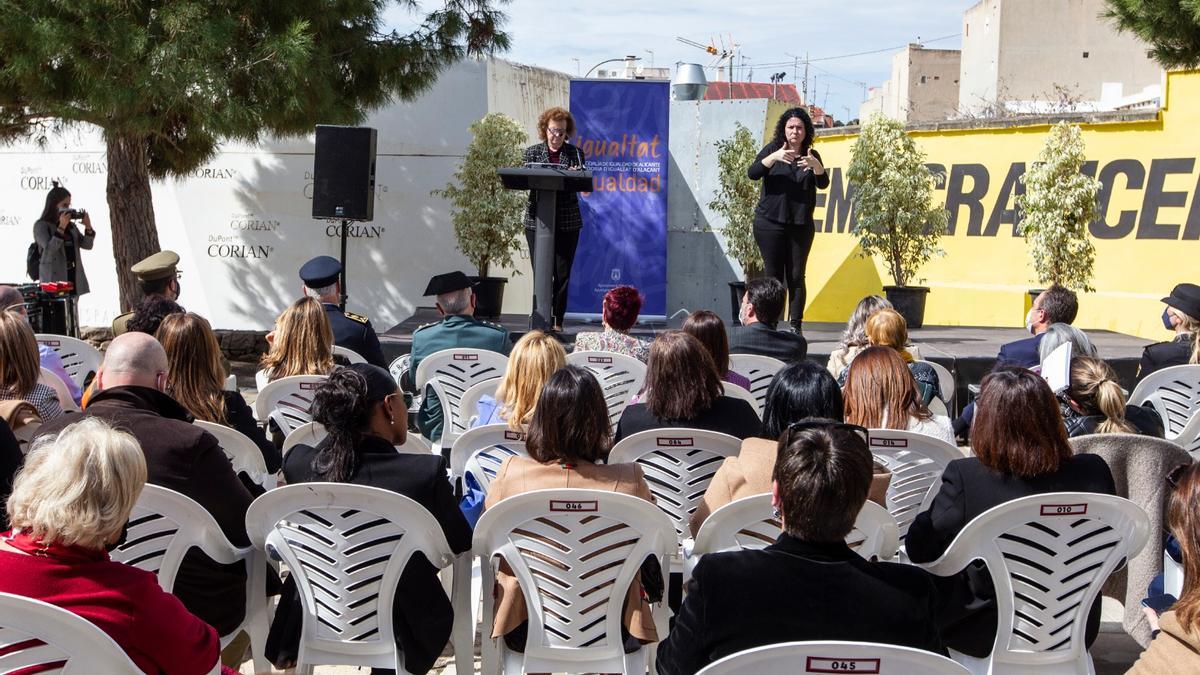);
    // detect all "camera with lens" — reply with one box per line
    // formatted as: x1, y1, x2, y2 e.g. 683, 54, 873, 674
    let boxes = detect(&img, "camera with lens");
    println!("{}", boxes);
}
57, 208, 86, 220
